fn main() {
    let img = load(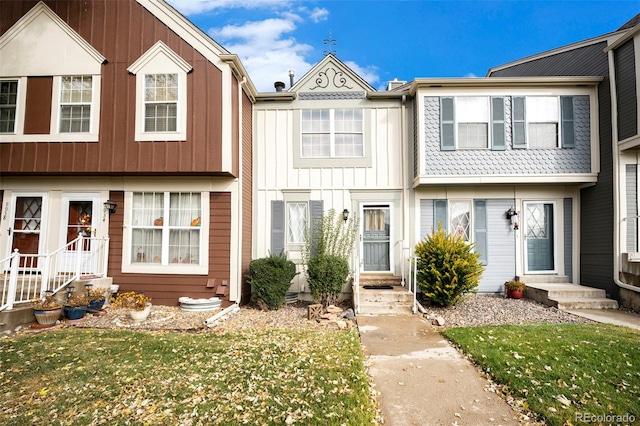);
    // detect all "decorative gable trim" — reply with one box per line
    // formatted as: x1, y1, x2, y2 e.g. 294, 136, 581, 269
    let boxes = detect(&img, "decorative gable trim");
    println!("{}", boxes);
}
127, 41, 193, 75
291, 54, 375, 94
0, 1, 106, 66
298, 91, 366, 100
